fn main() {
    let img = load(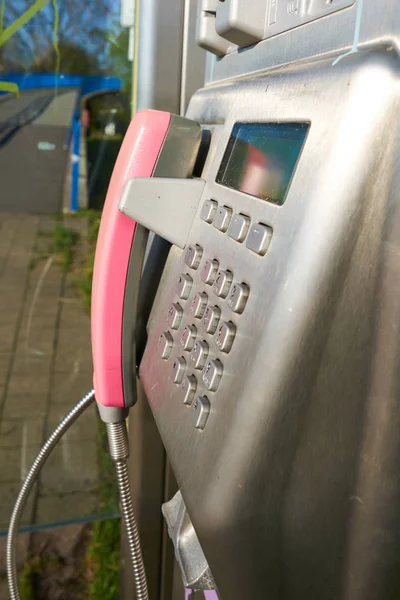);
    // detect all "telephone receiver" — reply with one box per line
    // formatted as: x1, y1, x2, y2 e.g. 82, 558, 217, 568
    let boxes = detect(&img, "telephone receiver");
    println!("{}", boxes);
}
91, 109, 203, 421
